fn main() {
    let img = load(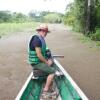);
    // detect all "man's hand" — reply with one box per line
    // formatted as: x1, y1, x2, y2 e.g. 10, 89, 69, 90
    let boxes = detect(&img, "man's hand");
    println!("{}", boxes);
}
35, 47, 54, 66
47, 59, 53, 66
